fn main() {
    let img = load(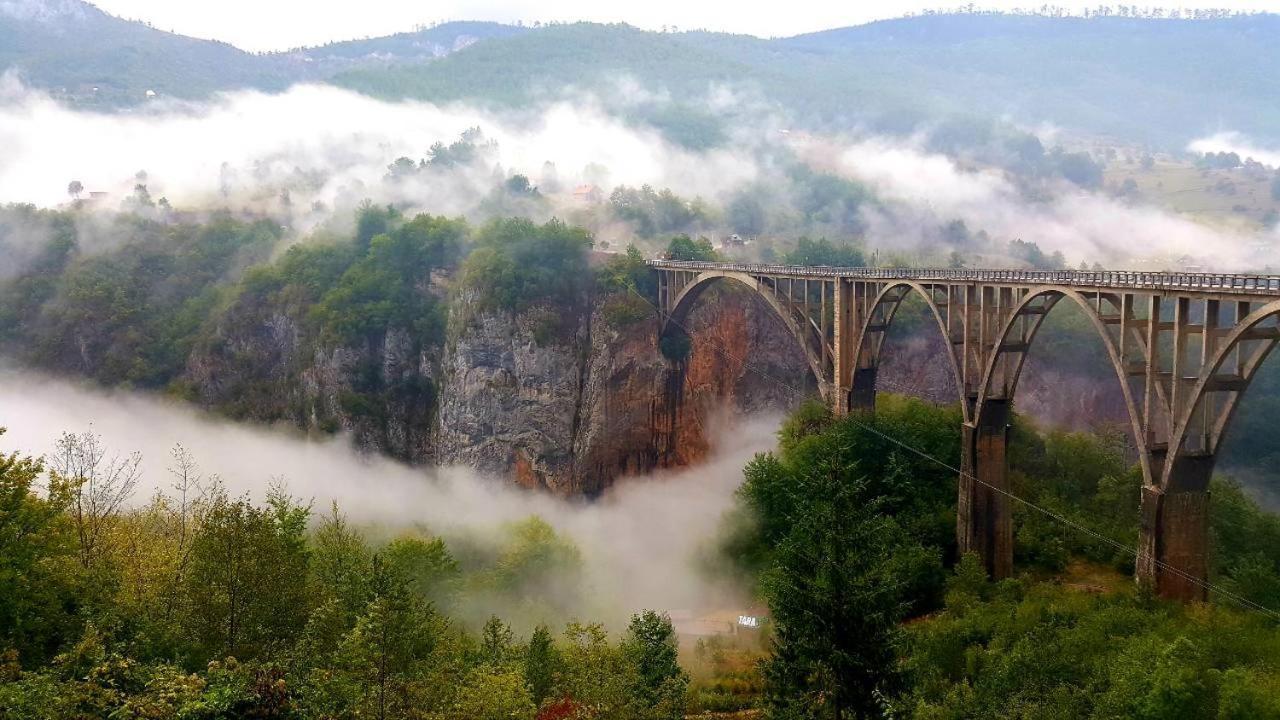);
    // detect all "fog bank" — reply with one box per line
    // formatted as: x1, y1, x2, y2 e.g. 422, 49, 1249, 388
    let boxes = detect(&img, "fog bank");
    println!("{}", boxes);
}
0, 78, 755, 216
0, 367, 774, 620
2, 75, 1275, 270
